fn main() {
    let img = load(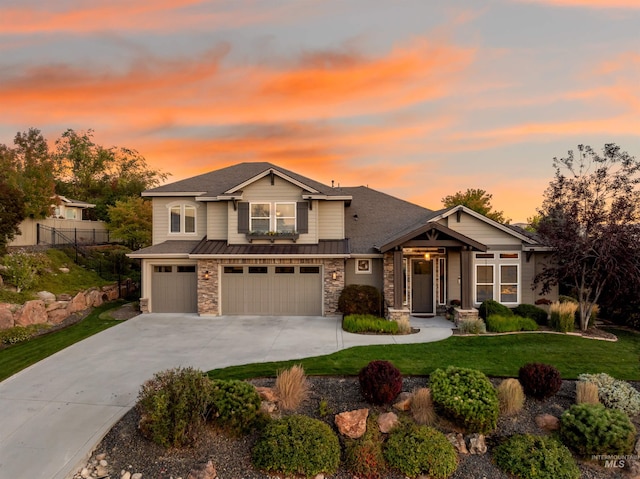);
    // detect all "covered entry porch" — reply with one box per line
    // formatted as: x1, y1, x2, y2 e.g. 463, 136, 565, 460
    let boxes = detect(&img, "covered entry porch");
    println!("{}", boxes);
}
379, 222, 487, 320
